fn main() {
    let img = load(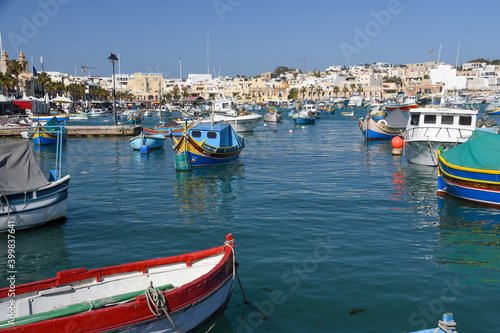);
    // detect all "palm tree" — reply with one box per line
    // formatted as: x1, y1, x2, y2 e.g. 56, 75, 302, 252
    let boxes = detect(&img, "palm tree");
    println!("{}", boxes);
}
181, 90, 190, 100
316, 86, 323, 101
46, 81, 58, 98
357, 85, 364, 95
342, 86, 349, 98
350, 83, 356, 96
0, 72, 16, 97
333, 86, 340, 97
172, 89, 180, 101
300, 86, 307, 99
7, 60, 23, 97
37, 72, 51, 98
